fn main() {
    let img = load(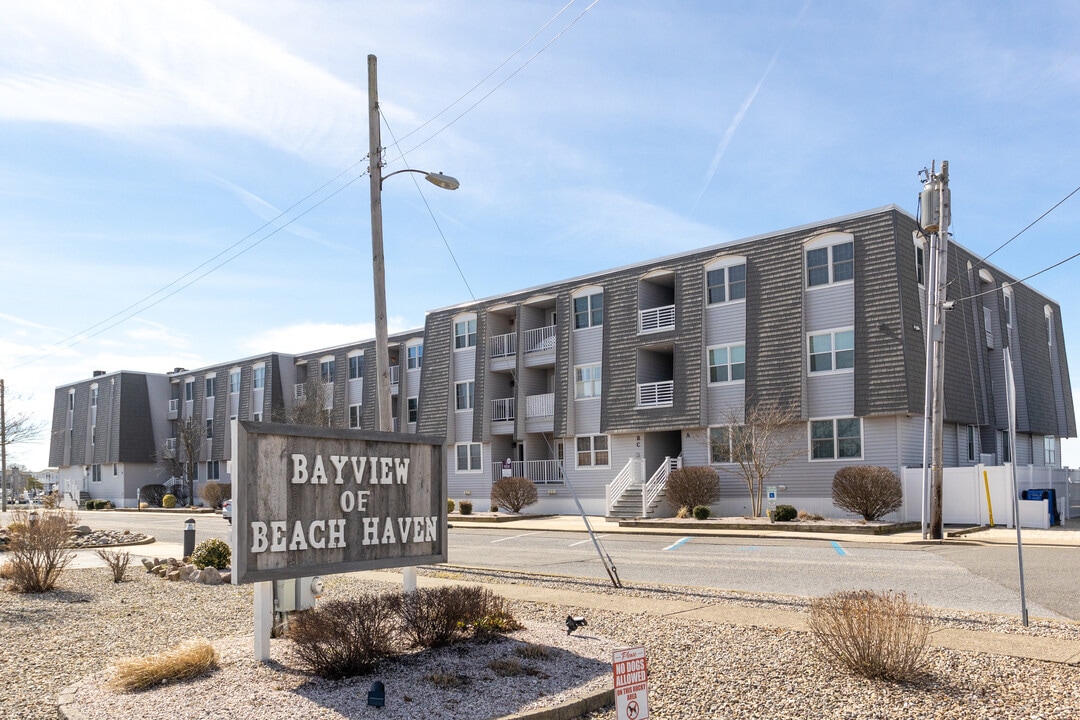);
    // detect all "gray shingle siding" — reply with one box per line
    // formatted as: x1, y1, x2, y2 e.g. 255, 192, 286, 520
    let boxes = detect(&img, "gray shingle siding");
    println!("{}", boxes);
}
117, 373, 157, 463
